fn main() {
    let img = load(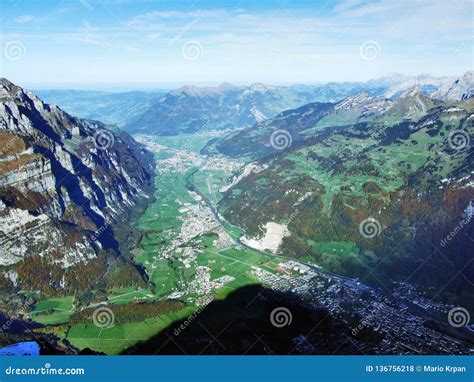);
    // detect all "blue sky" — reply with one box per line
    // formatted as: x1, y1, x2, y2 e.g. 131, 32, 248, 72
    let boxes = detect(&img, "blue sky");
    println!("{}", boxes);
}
1, 0, 472, 89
